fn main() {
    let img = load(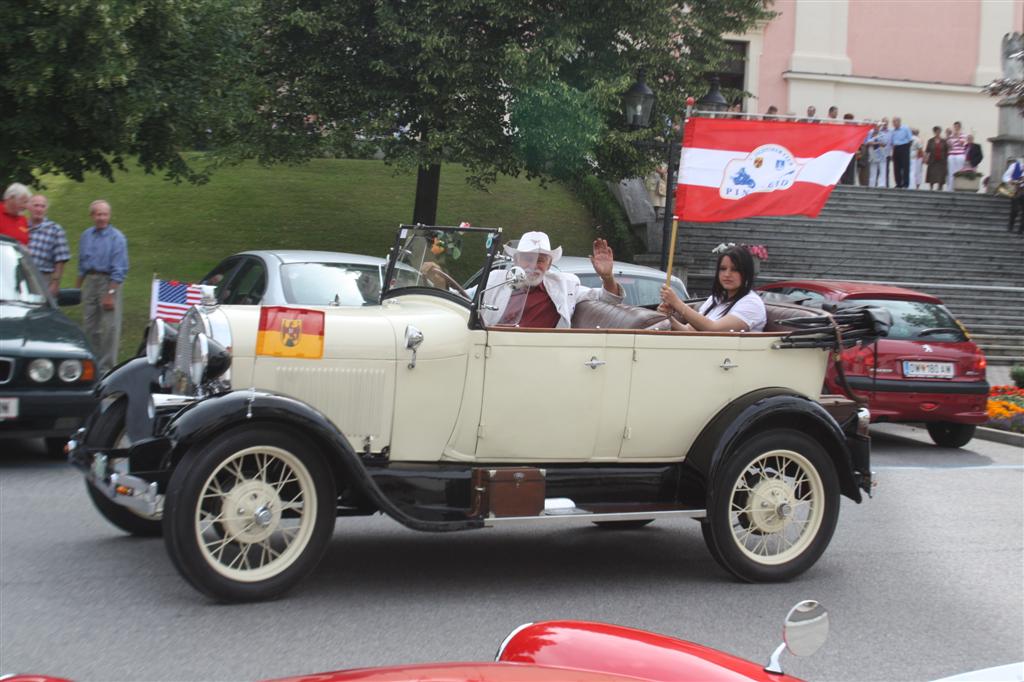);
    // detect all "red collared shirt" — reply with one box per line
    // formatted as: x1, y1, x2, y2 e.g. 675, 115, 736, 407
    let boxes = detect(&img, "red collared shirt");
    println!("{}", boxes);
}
499, 283, 561, 328
0, 211, 29, 245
